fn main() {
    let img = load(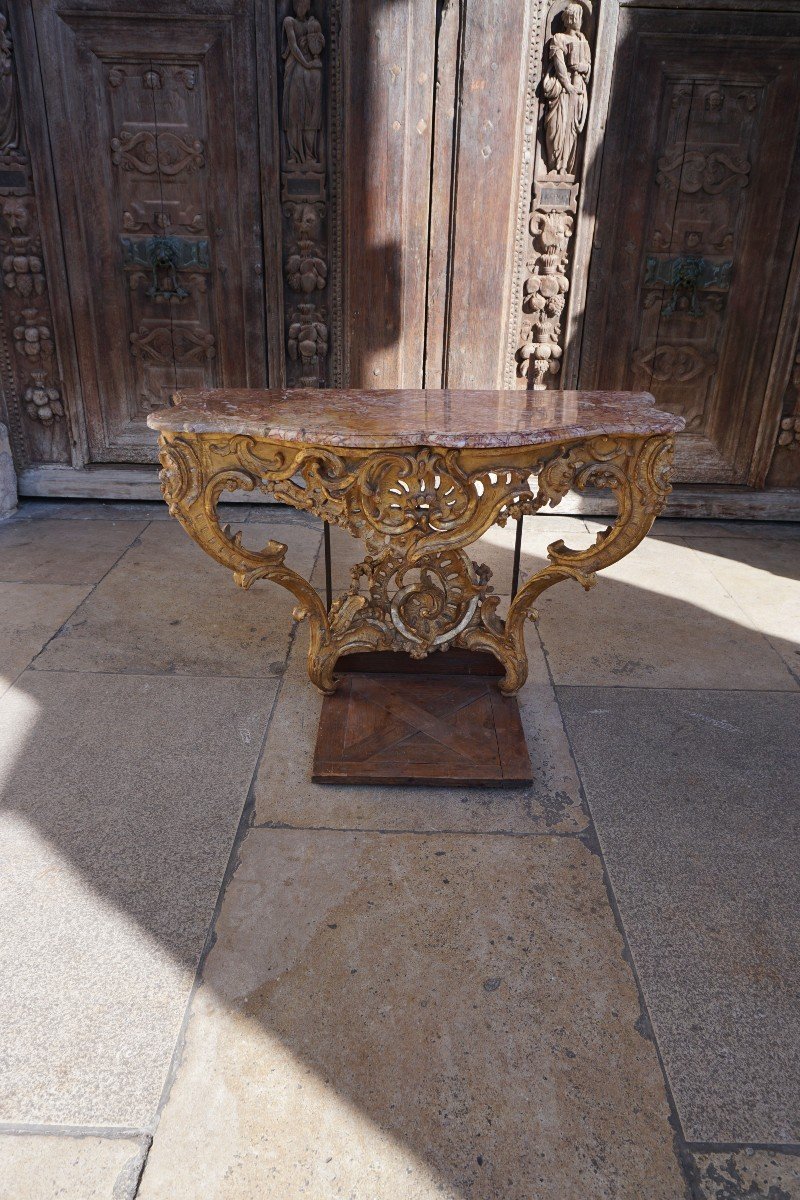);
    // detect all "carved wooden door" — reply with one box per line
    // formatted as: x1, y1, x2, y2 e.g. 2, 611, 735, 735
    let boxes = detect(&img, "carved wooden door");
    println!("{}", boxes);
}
579, 8, 800, 485
30, 0, 266, 463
